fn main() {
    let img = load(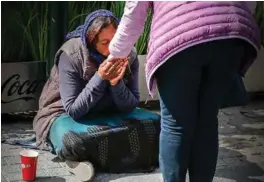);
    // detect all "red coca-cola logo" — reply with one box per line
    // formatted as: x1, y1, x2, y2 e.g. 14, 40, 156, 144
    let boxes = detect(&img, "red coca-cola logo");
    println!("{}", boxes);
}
1, 74, 45, 104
